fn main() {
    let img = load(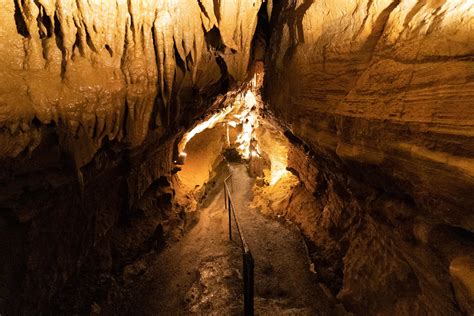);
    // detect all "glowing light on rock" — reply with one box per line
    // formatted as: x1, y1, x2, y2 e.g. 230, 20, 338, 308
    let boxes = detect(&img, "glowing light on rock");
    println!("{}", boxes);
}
179, 106, 233, 154
244, 89, 257, 108
236, 90, 259, 159
270, 161, 288, 185
178, 77, 288, 185
156, 11, 172, 26
178, 87, 261, 160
